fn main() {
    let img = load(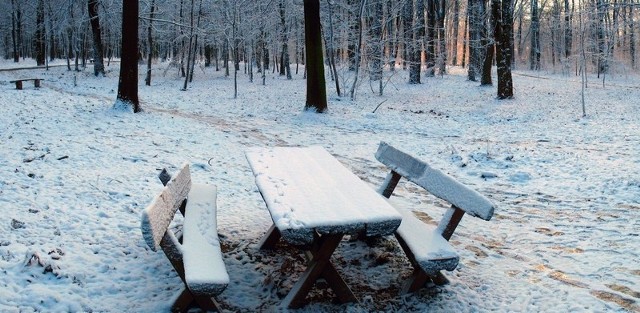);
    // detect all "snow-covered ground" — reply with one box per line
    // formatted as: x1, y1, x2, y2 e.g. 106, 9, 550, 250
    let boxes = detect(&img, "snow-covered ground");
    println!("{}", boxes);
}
0, 59, 638, 312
